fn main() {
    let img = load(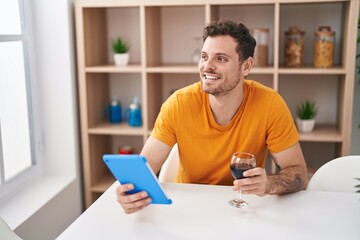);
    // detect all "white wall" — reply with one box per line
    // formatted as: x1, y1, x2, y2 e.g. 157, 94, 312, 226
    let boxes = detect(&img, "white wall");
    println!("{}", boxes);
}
351, 14, 360, 155
13, 0, 83, 239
